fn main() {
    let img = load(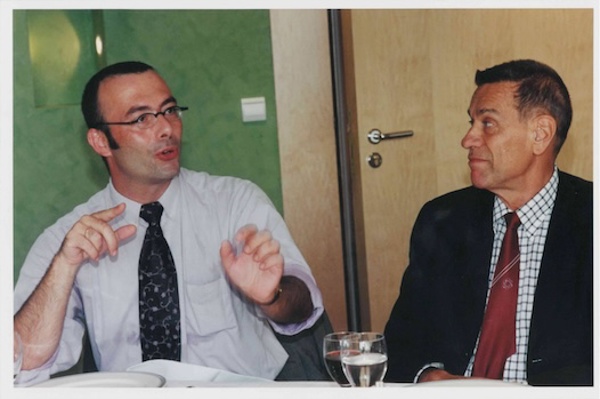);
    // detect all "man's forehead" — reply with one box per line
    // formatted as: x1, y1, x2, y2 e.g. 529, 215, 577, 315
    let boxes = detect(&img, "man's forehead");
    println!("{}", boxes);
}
469, 82, 519, 114
99, 70, 163, 92
97, 71, 171, 110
